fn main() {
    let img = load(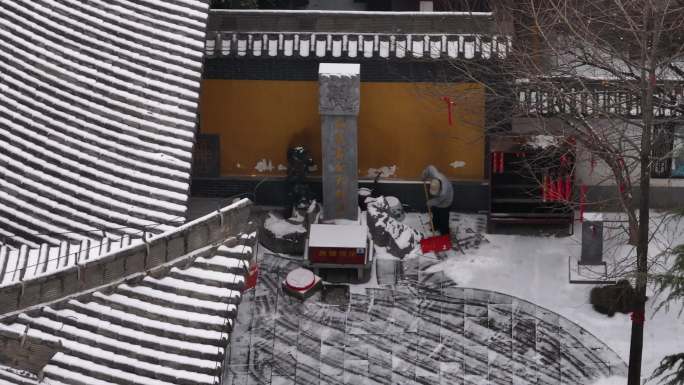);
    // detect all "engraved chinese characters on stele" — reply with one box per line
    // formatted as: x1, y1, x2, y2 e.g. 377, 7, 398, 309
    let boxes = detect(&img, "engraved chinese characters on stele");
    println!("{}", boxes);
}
334, 117, 347, 215
321, 115, 356, 220
319, 76, 360, 116
319, 63, 360, 221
